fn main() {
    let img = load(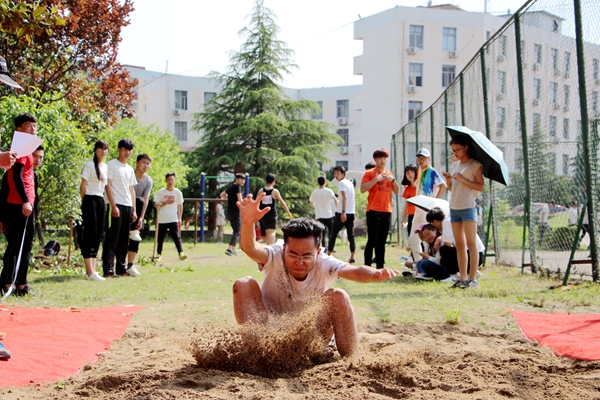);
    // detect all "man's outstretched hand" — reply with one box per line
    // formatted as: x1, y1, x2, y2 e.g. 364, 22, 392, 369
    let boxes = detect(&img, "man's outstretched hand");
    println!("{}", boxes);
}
237, 193, 270, 225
